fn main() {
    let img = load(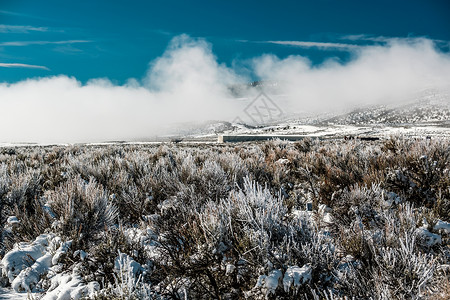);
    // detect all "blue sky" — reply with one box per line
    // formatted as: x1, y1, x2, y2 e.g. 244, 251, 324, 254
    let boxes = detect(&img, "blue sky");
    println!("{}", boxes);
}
1, 0, 449, 84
